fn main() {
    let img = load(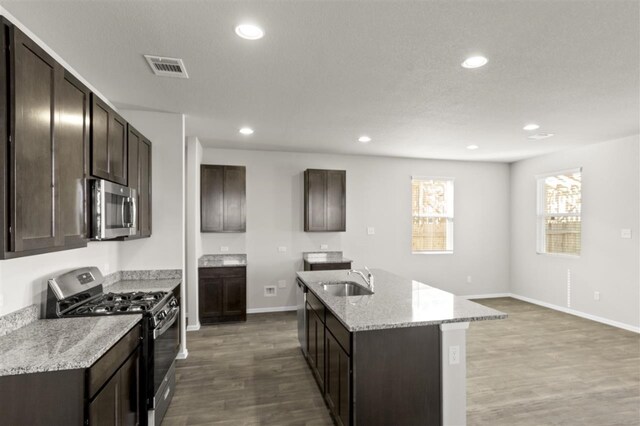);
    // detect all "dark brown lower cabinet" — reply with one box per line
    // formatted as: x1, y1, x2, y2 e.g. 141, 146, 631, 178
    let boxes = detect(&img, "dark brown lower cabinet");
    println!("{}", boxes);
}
89, 347, 140, 426
0, 323, 142, 426
301, 283, 442, 426
307, 306, 325, 390
303, 261, 352, 271
325, 330, 350, 426
199, 267, 246, 324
